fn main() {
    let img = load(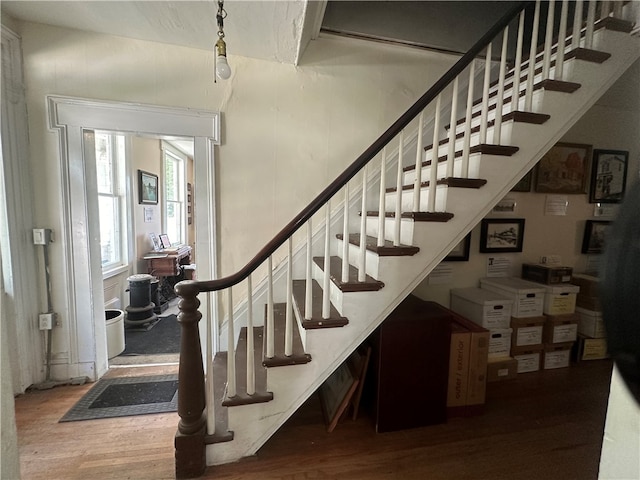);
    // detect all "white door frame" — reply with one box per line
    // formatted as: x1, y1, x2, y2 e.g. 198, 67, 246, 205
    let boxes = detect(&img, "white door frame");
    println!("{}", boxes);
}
47, 95, 219, 380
